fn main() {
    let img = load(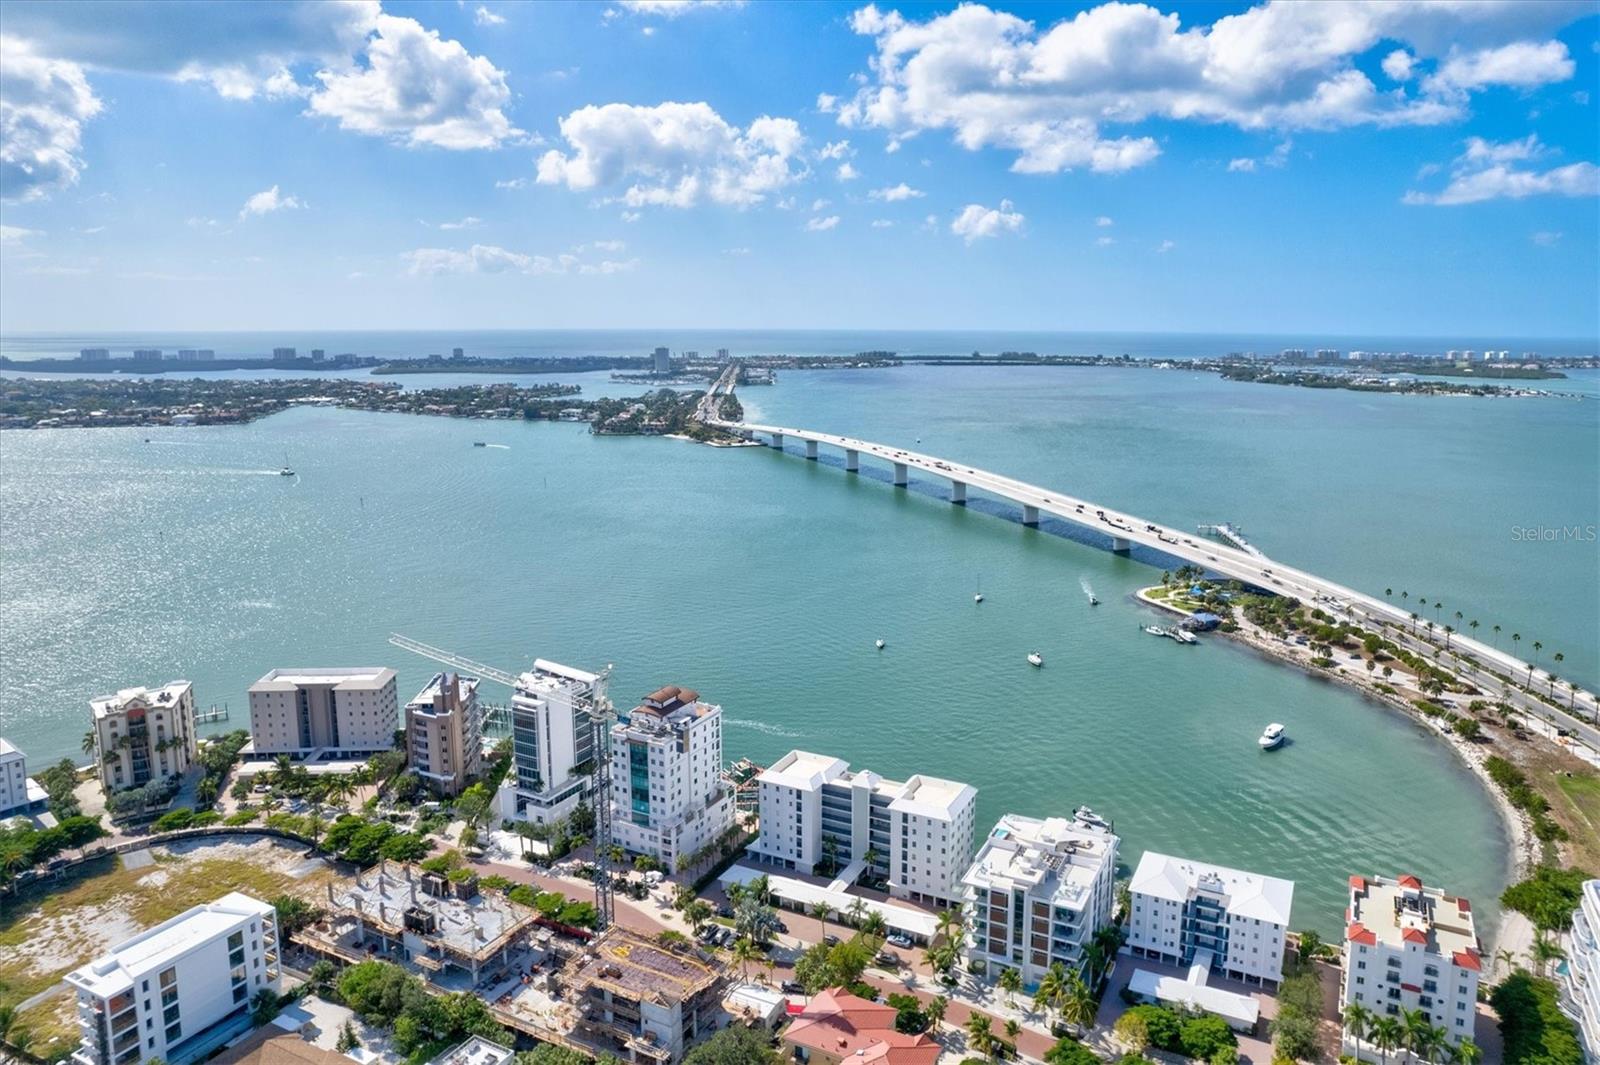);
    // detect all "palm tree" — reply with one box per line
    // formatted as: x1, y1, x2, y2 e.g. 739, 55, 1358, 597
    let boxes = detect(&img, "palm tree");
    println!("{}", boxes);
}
927, 994, 948, 1032
846, 897, 869, 929
684, 899, 712, 933
1469, 619, 1479, 641
997, 966, 1021, 1006
1003, 1018, 1020, 1046
1058, 969, 1096, 1038
82, 730, 97, 756
1410, 612, 1420, 634
964, 1013, 994, 1060
1385, 588, 1393, 601
1453, 1038, 1483, 1065
731, 937, 761, 982
1032, 962, 1066, 1028
860, 910, 888, 940
1343, 1002, 1373, 1061
1494, 947, 1518, 977
1443, 625, 1454, 649
1532, 931, 1566, 977
1370, 1016, 1401, 1065
809, 899, 831, 941
1400, 1007, 1430, 1063
1491, 624, 1501, 647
